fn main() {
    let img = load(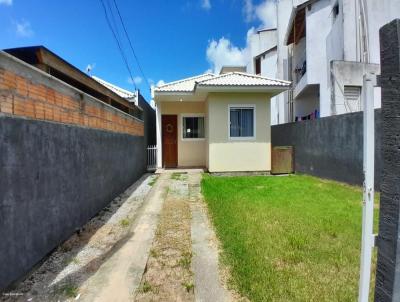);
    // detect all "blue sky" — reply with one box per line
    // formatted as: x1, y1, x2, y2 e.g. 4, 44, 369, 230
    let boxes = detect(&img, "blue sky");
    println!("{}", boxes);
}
0, 0, 276, 101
